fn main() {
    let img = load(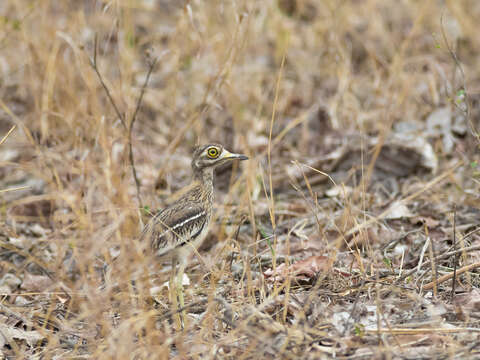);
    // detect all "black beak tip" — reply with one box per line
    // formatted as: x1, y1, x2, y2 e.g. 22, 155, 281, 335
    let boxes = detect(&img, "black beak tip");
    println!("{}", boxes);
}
238, 155, 249, 160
